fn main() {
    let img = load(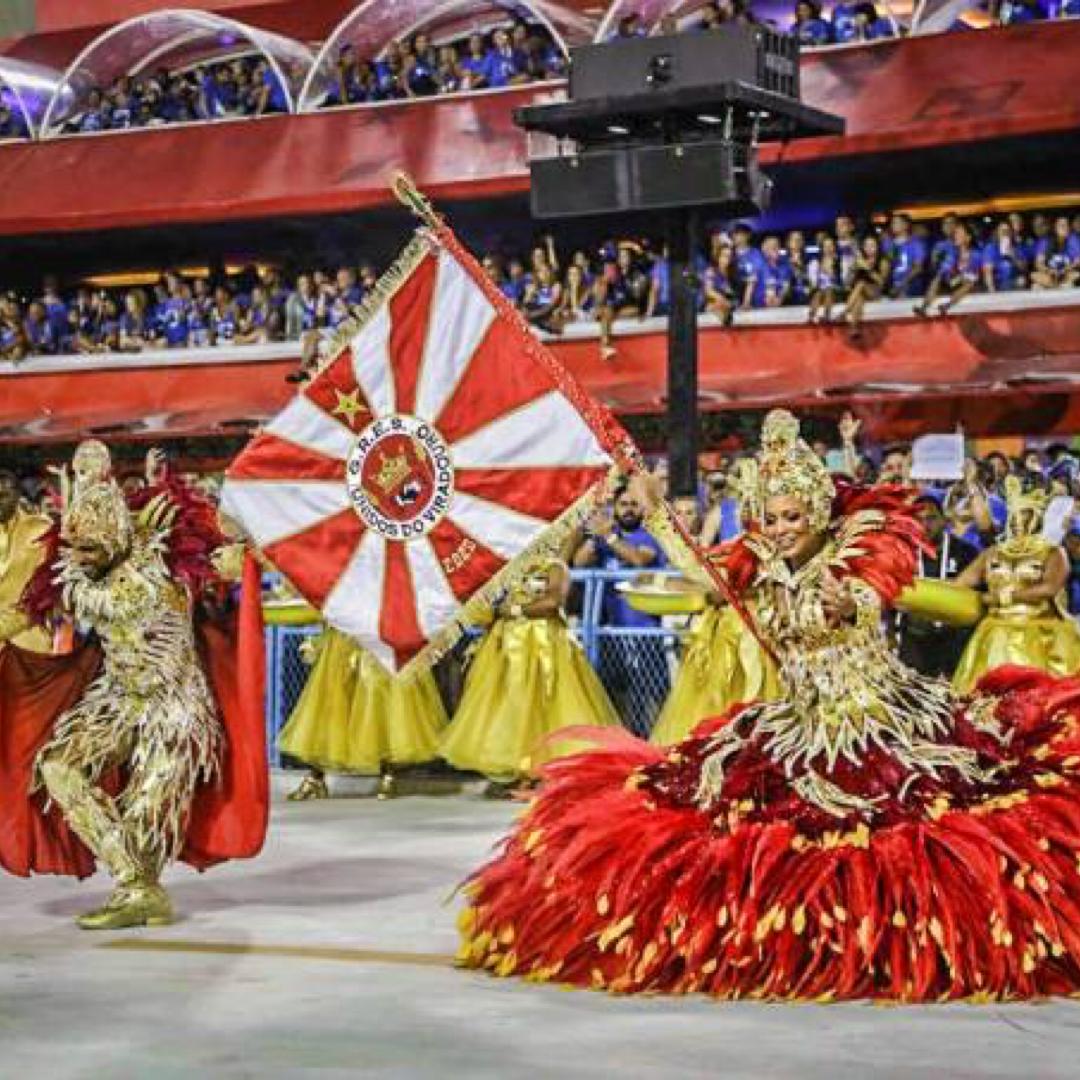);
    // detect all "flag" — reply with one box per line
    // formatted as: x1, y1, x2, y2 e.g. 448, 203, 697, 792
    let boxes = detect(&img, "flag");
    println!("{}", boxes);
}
222, 219, 633, 674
